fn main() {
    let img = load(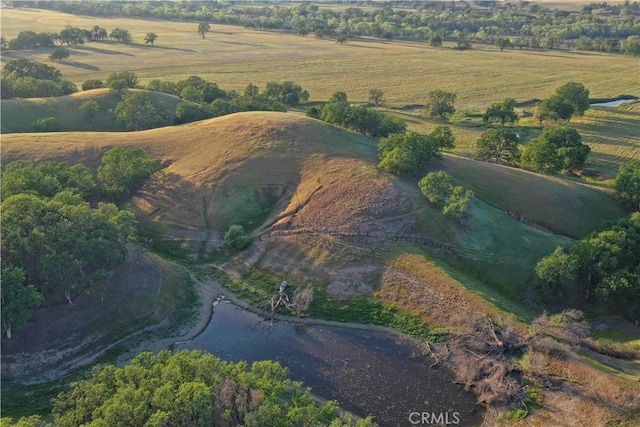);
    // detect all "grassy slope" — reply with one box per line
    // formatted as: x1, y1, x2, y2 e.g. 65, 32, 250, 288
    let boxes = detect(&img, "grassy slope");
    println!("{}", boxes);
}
1, 89, 185, 133
1, 8, 638, 108
1, 112, 627, 302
